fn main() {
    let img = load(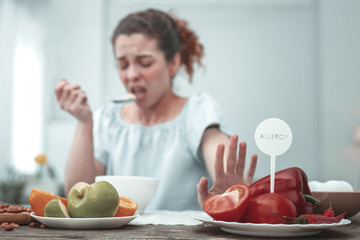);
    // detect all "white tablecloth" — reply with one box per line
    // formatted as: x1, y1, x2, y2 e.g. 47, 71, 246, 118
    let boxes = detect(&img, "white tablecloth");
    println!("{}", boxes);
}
130, 210, 205, 226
